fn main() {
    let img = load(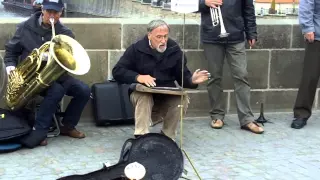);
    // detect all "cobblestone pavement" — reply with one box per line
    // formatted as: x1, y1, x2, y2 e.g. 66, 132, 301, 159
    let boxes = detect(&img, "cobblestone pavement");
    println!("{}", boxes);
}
1, 111, 320, 180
